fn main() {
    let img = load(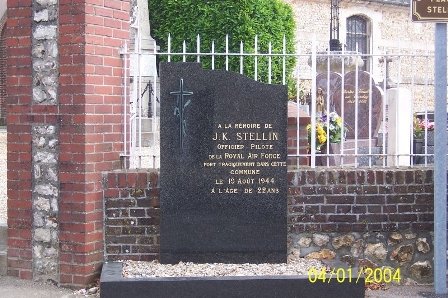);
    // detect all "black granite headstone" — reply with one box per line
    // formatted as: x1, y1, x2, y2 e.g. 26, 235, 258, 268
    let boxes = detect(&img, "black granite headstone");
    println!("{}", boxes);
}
160, 63, 287, 264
